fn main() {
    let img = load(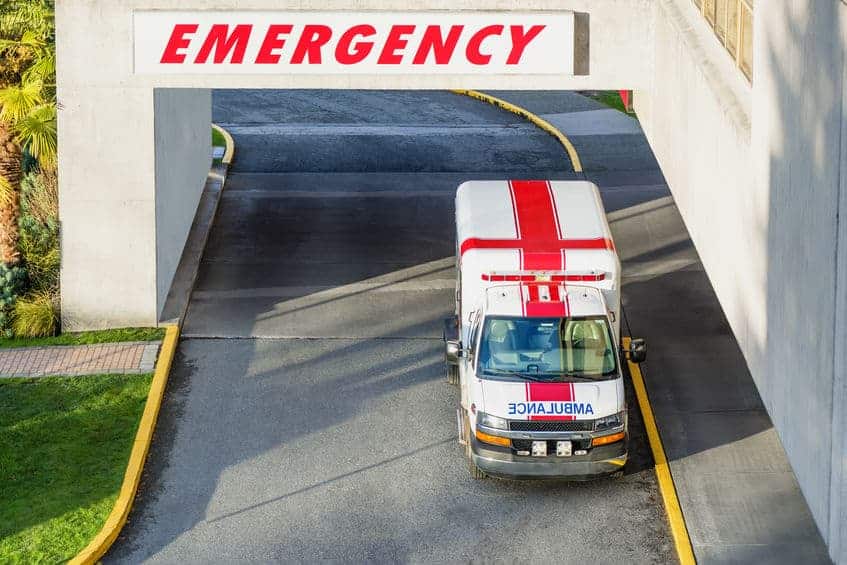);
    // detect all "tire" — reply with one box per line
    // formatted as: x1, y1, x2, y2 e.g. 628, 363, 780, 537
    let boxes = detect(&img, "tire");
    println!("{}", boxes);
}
447, 364, 459, 385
